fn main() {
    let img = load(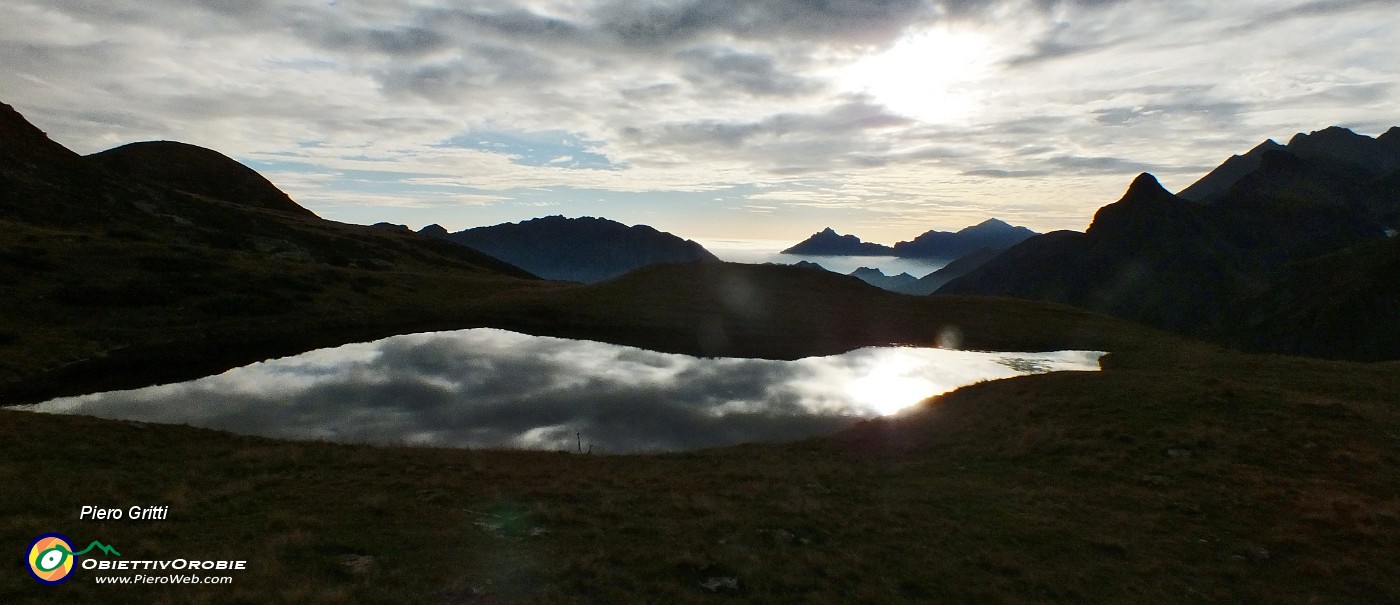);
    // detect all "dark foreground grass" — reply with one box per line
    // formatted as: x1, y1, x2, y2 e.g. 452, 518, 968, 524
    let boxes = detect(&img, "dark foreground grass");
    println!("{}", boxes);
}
3, 345, 1397, 604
